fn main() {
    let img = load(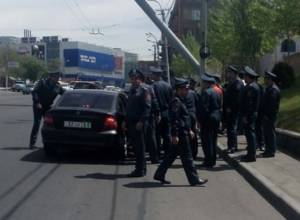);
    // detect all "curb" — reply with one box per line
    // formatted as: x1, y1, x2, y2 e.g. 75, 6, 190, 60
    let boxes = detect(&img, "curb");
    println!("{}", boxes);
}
217, 143, 300, 219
